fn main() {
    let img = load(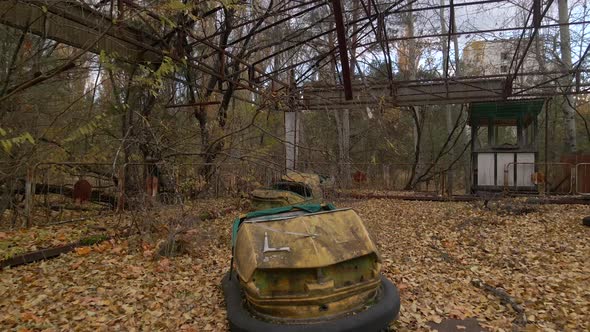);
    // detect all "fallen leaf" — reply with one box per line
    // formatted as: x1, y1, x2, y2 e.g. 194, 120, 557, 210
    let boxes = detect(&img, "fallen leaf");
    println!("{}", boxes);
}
74, 247, 92, 256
